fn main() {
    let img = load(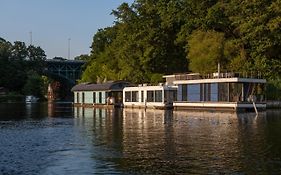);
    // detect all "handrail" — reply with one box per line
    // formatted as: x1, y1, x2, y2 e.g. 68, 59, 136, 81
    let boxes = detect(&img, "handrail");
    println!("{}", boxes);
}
174, 72, 264, 81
